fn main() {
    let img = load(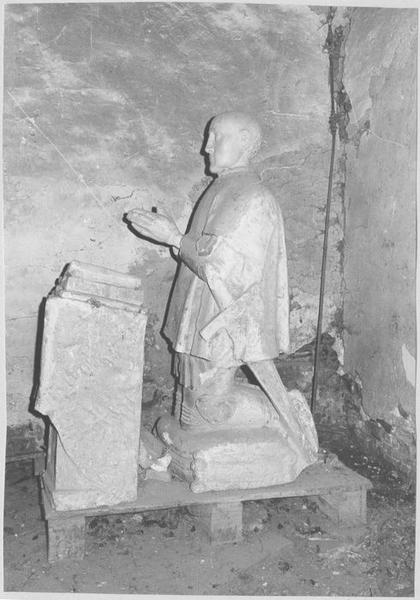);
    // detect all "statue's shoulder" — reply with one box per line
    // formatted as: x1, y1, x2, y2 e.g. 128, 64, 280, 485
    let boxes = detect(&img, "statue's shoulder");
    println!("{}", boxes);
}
232, 171, 278, 213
